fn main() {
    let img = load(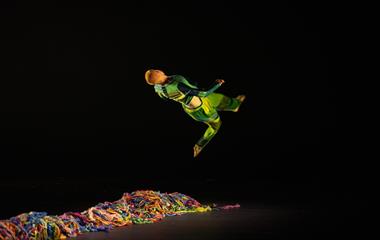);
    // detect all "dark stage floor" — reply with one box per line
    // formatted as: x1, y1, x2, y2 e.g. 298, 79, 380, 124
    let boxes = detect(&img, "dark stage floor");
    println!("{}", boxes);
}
72, 203, 325, 240
0, 177, 364, 239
